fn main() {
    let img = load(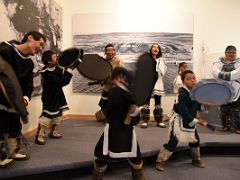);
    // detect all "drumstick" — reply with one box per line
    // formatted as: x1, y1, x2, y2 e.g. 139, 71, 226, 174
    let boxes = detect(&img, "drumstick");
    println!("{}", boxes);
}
206, 123, 216, 131
206, 123, 223, 131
